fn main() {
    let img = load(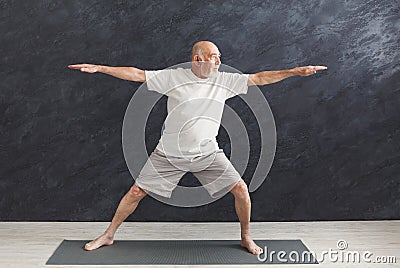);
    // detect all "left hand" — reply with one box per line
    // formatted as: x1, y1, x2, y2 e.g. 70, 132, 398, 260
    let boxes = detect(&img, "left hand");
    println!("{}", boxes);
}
293, 65, 328, 76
